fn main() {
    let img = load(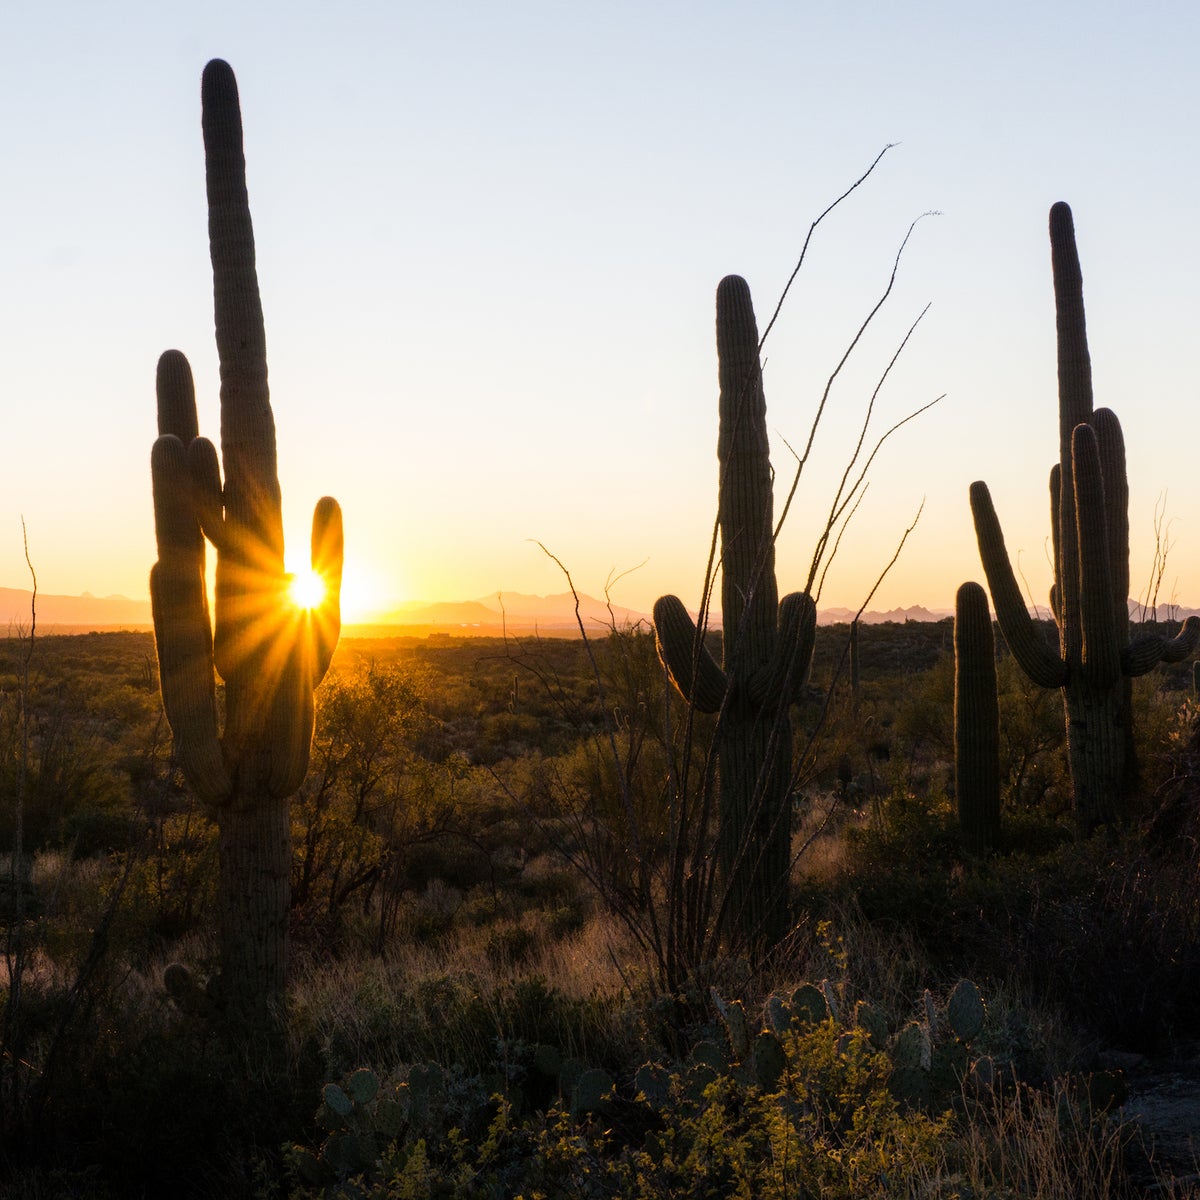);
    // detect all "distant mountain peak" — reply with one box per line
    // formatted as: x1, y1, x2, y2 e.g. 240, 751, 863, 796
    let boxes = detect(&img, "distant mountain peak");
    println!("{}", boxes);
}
0, 587, 152, 631
379, 591, 649, 631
